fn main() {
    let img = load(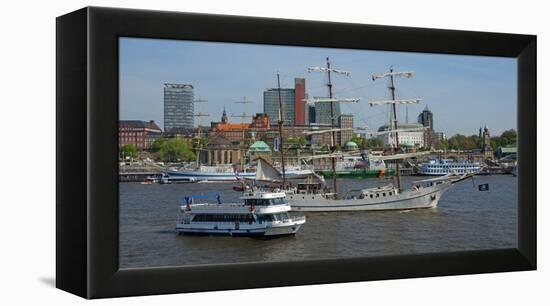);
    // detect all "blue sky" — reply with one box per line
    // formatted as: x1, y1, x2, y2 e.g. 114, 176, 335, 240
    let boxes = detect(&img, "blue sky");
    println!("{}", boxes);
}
119, 37, 517, 137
